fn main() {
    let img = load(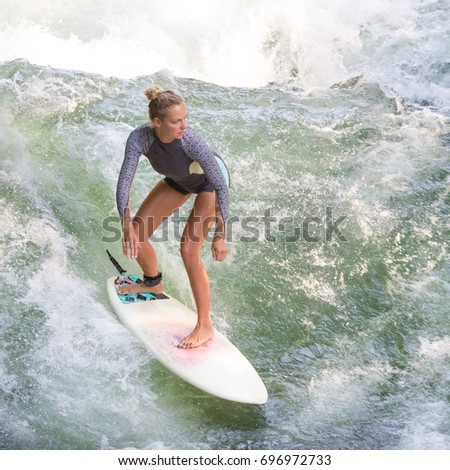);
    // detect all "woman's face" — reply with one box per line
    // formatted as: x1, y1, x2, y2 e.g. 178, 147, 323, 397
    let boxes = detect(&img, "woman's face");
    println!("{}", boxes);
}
153, 102, 187, 143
